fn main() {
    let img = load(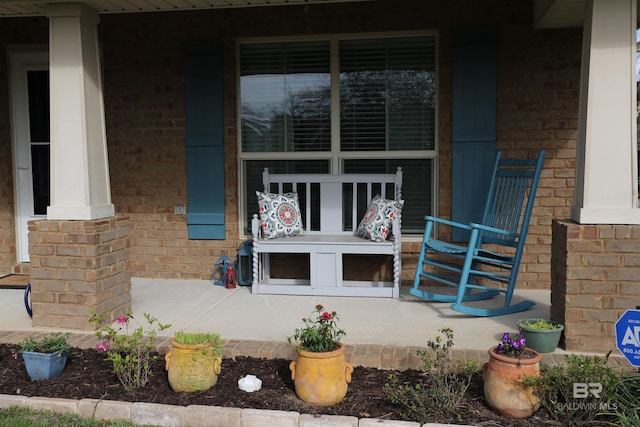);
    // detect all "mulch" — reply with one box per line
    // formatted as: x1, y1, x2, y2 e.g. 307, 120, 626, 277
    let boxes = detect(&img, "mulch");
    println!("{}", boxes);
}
0, 343, 566, 426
